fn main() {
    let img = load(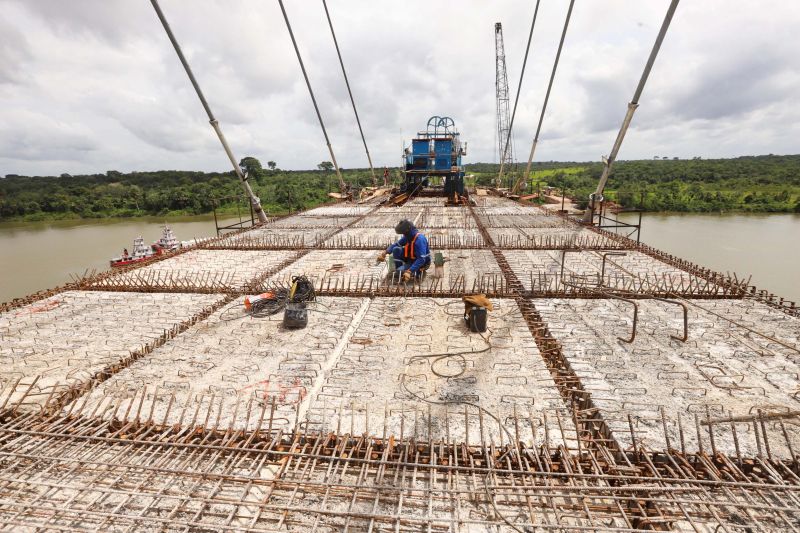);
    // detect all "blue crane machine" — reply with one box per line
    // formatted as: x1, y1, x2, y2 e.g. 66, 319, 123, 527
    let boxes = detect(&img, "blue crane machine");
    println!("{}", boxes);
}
401, 116, 467, 203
